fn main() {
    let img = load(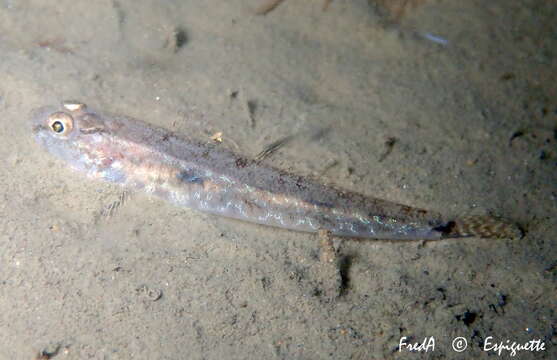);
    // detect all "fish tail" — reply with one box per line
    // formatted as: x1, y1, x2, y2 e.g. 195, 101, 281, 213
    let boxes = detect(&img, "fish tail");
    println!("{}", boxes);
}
438, 215, 523, 239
